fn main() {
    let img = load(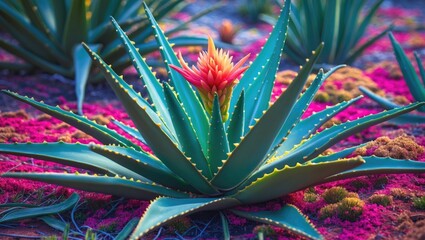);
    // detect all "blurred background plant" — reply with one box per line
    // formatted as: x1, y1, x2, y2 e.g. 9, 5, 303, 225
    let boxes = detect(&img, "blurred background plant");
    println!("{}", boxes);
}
238, 0, 274, 23
218, 19, 241, 44
264, 0, 391, 66
360, 32, 425, 124
0, 0, 222, 114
